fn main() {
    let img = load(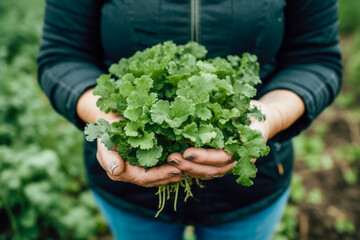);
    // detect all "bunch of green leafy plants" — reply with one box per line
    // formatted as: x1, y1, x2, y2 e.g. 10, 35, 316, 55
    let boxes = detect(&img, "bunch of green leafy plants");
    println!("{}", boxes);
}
85, 41, 269, 215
